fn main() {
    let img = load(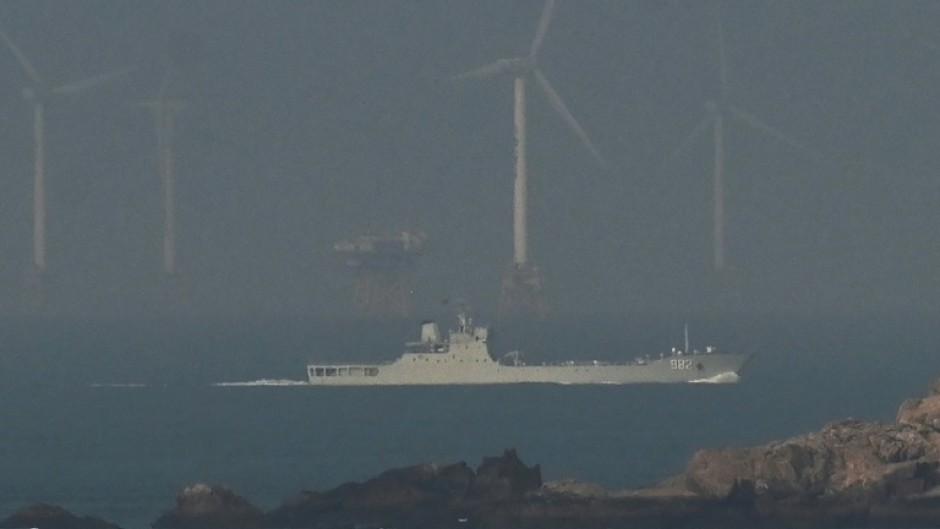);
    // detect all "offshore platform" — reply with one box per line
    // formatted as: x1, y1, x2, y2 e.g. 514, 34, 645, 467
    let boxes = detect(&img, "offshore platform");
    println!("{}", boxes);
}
499, 263, 548, 320
334, 231, 426, 318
